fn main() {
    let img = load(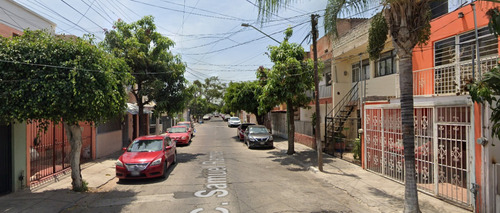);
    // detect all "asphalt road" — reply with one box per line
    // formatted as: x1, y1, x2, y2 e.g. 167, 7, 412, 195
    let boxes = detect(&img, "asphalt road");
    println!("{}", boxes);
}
71, 117, 371, 212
